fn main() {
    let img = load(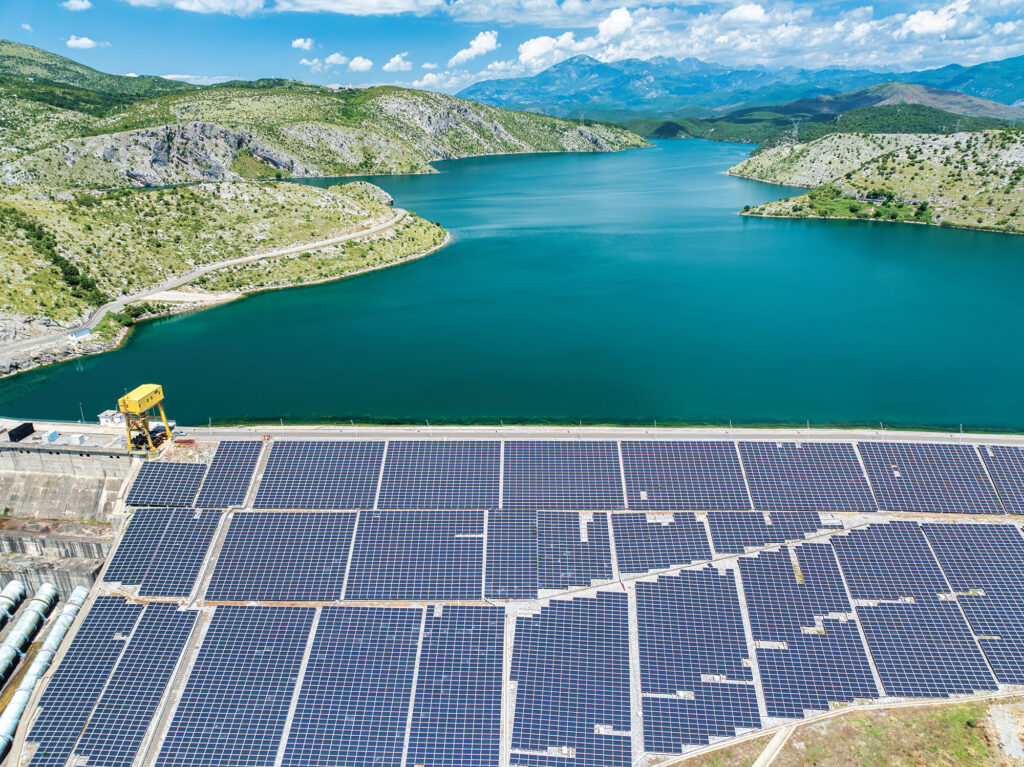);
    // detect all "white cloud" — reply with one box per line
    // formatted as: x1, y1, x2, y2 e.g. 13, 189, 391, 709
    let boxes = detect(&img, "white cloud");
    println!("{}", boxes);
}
721, 3, 768, 25
21, 23, 32, 31
66, 35, 109, 48
413, 69, 478, 91
273, 0, 443, 13
300, 57, 322, 72
383, 52, 412, 72
597, 7, 632, 40
448, 29, 499, 67
325, 51, 349, 66
291, 37, 313, 49
348, 56, 373, 72
61, 0, 94, 10
124, 72, 139, 77
421, 61, 438, 69
161, 73, 235, 84
123, 0, 264, 13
